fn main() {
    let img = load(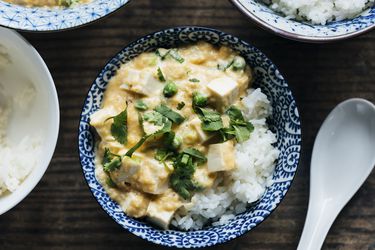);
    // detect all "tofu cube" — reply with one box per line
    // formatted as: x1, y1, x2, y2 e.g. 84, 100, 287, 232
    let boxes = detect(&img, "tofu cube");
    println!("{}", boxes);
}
189, 117, 211, 143
207, 140, 236, 172
207, 77, 239, 110
146, 189, 182, 229
120, 191, 150, 218
112, 157, 170, 195
120, 71, 164, 96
